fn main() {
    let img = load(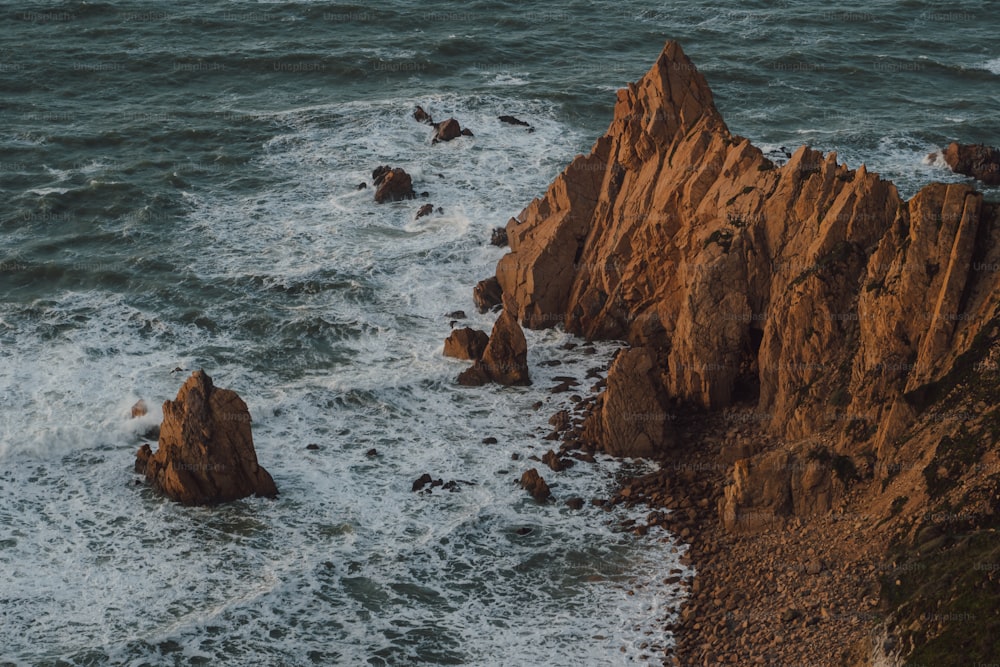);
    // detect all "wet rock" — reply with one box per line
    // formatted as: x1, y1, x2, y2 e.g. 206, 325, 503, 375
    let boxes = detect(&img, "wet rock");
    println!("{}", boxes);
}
415, 203, 434, 219
482, 436, 498, 444
356, 182, 367, 190
134, 370, 278, 505
499, 114, 531, 127
372, 165, 416, 203
490, 226, 509, 247
473, 276, 503, 313
443, 327, 490, 361
457, 364, 490, 386
542, 449, 573, 472
413, 105, 434, 125
548, 409, 570, 431
412, 473, 433, 492
131, 399, 148, 418
942, 141, 1000, 185
306, 443, 321, 451
433, 118, 463, 143
566, 497, 585, 510
366, 448, 379, 457
520, 468, 551, 502
446, 310, 467, 320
